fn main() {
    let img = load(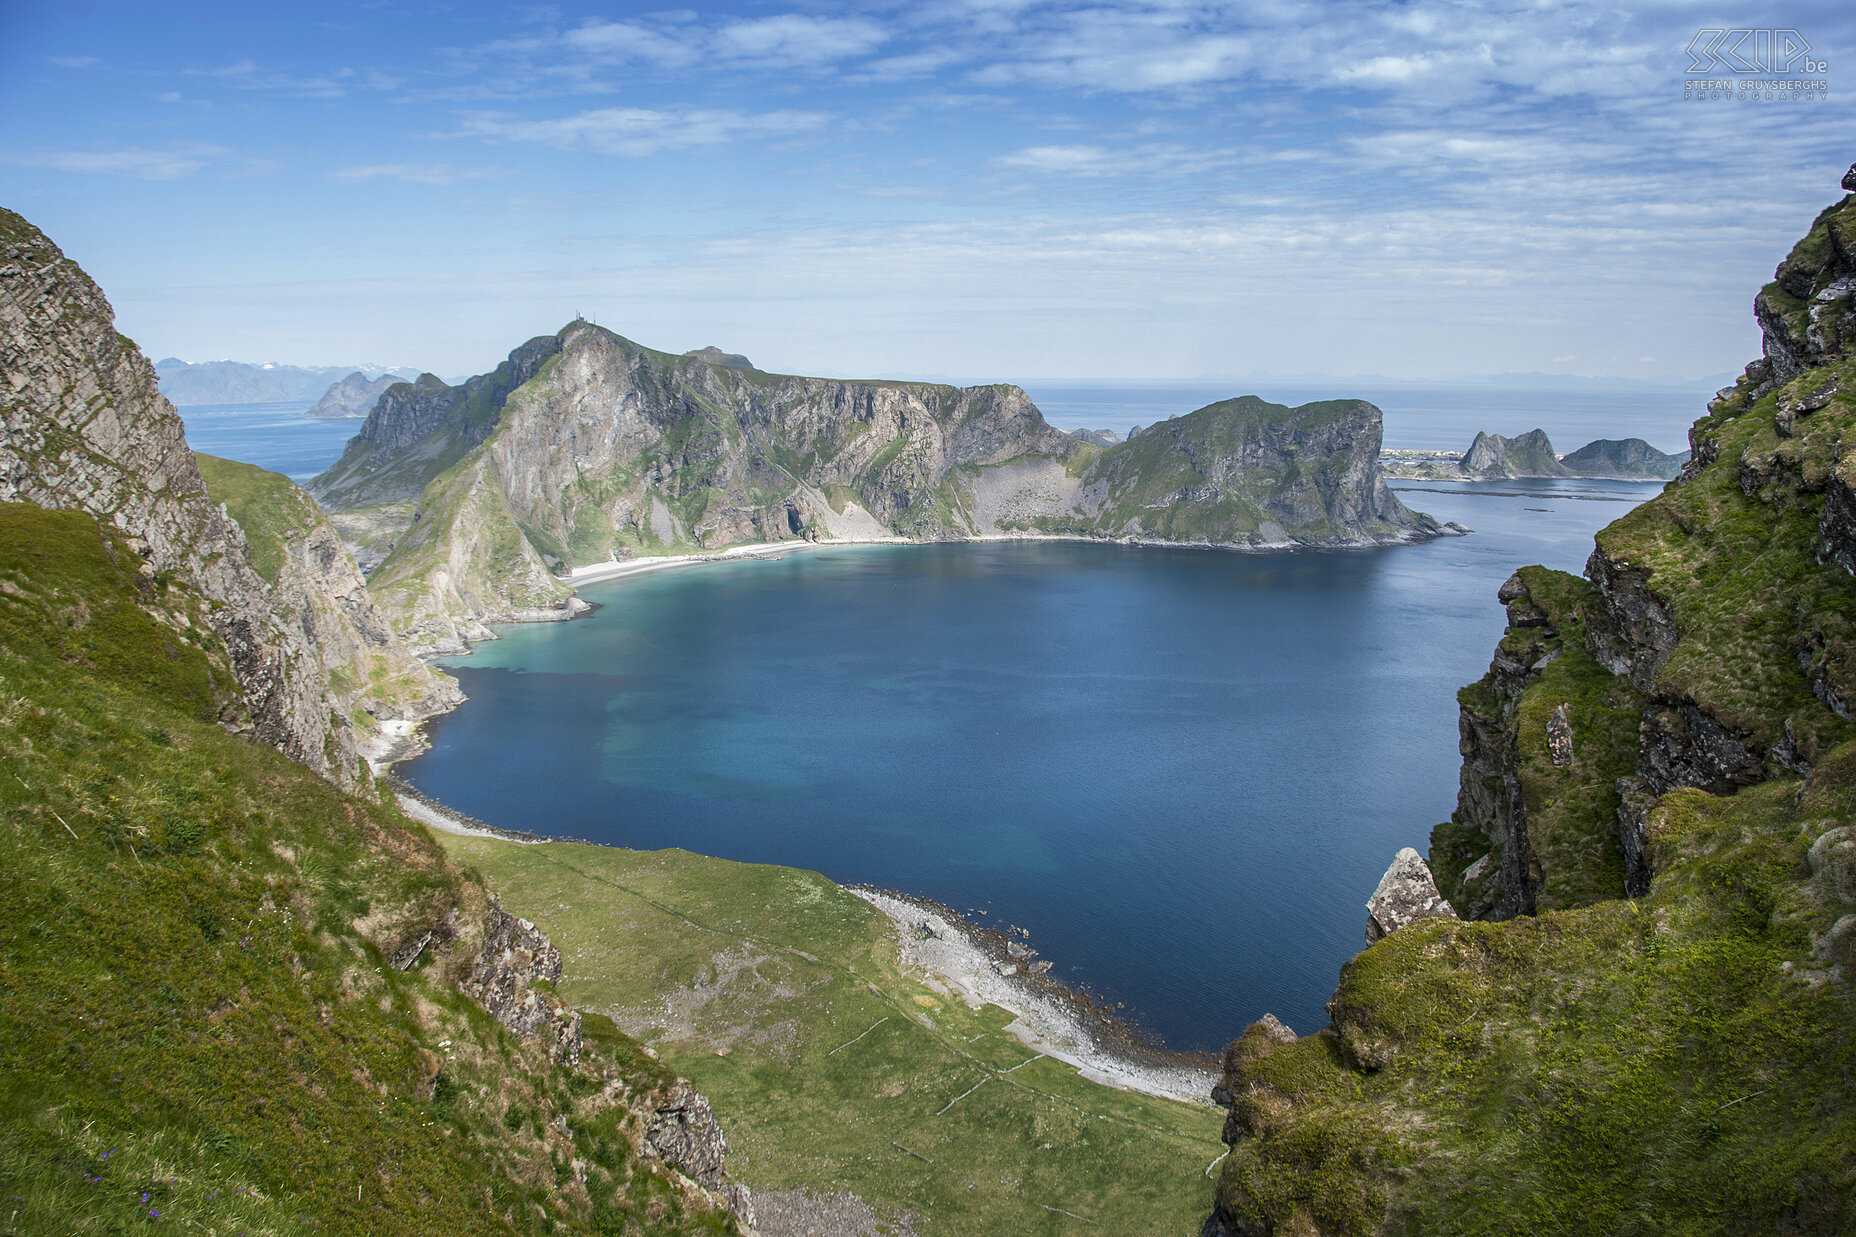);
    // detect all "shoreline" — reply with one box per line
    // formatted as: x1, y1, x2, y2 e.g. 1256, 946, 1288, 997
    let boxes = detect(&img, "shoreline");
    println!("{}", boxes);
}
851, 886, 1218, 1107
565, 522, 1462, 589
391, 773, 1218, 1107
